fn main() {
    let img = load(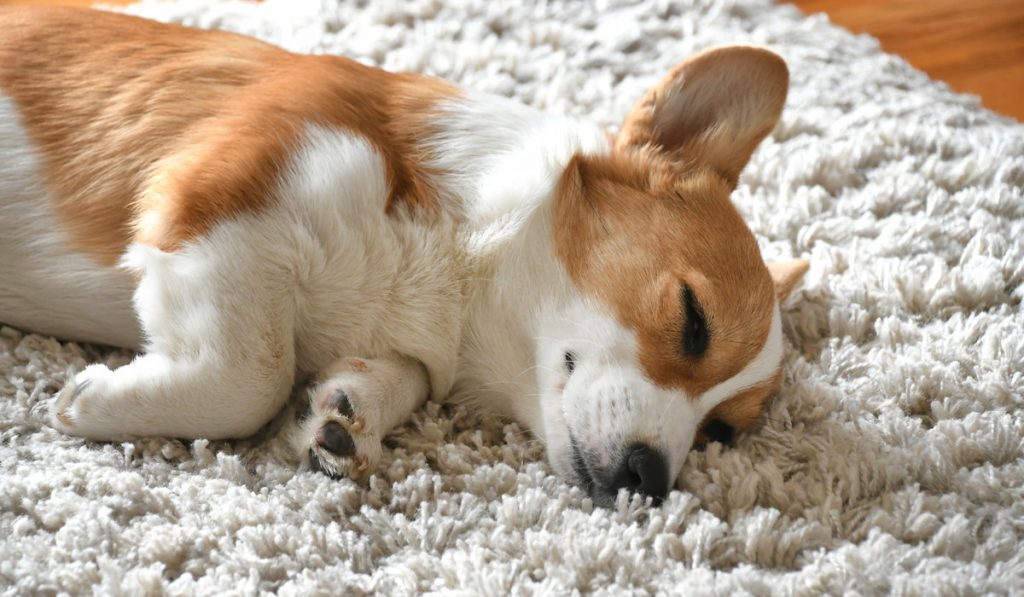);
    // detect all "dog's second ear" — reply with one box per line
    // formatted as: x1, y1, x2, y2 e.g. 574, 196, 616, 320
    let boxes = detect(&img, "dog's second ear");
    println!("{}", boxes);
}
616, 46, 788, 186
766, 258, 809, 301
